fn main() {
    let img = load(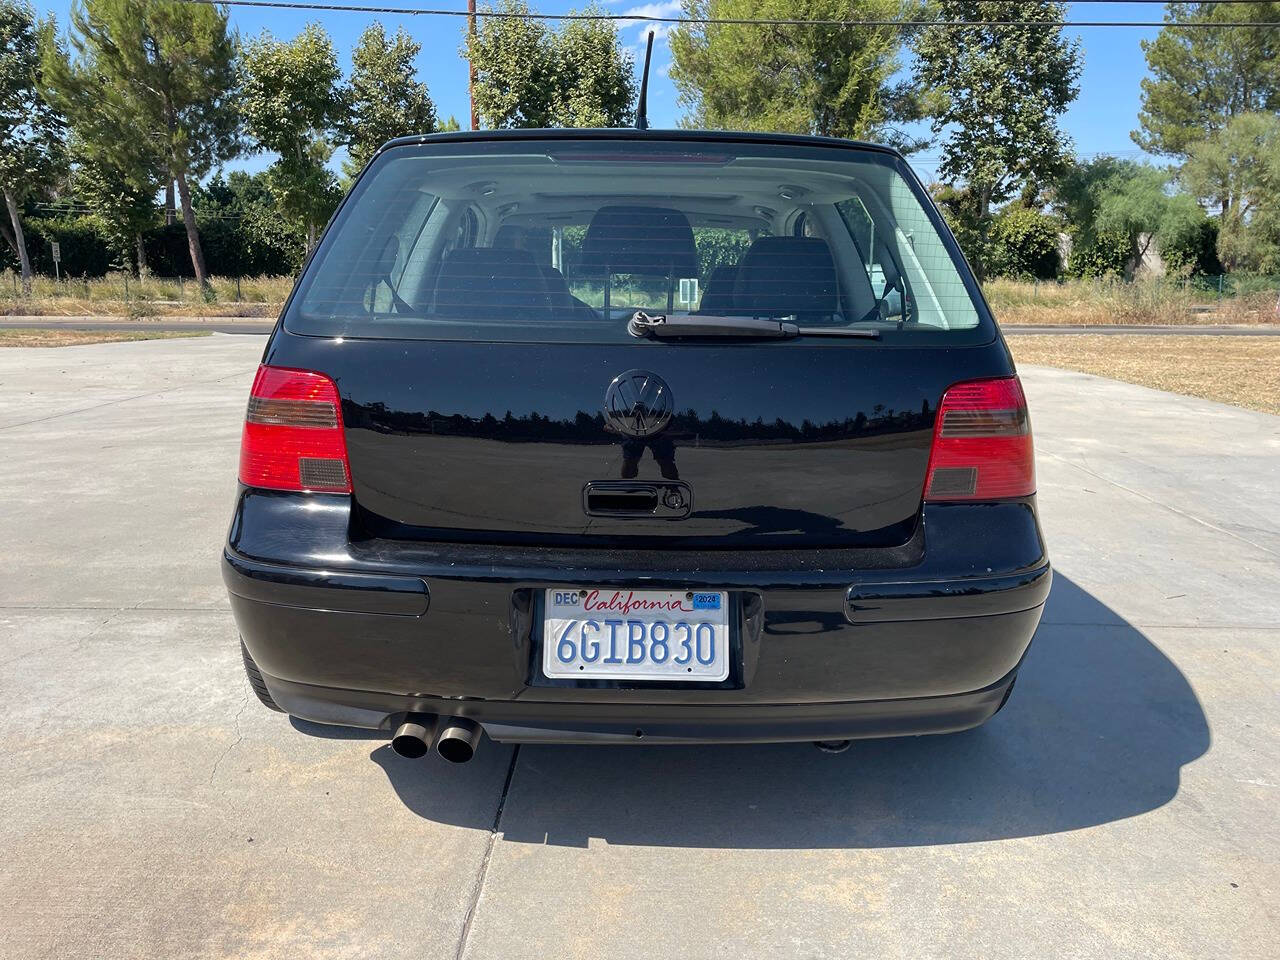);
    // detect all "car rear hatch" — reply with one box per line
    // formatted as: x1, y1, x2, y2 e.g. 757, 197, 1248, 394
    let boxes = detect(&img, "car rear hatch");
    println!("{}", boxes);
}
272, 133, 1011, 549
